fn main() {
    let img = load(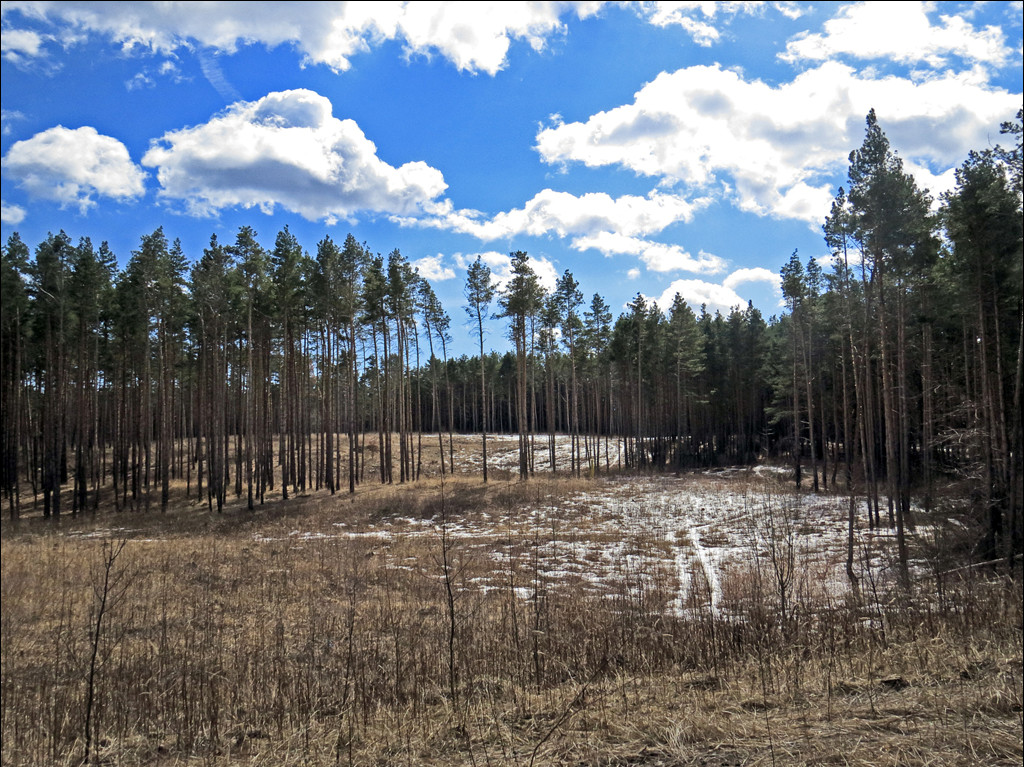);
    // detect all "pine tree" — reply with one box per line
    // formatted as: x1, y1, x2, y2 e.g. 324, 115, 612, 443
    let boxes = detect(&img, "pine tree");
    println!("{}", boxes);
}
1, 234, 31, 518
498, 252, 542, 479
556, 270, 584, 476
465, 256, 495, 481
271, 226, 308, 500
943, 150, 1024, 562
846, 109, 937, 585
190, 235, 238, 512
582, 293, 613, 472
